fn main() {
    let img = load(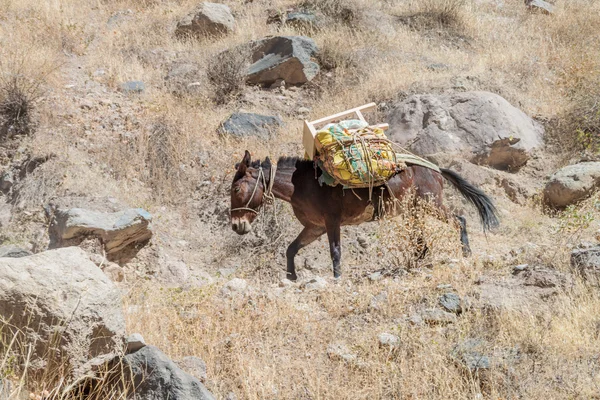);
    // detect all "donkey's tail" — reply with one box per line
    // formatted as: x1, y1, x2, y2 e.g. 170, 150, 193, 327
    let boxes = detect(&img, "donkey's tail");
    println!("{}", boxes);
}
440, 168, 499, 231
